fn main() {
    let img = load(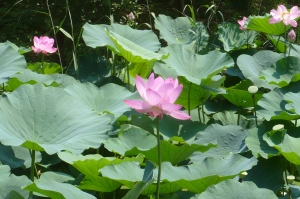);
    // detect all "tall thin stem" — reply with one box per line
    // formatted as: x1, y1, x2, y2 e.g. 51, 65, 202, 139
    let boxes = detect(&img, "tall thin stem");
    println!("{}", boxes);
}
41, 54, 44, 74
188, 83, 192, 116
29, 149, 36, 198
252, 94, 257, 126
198, 106, 202, 123
126, 61, 130, 90
156, 117, 161, 199
201, 101, 205, 124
